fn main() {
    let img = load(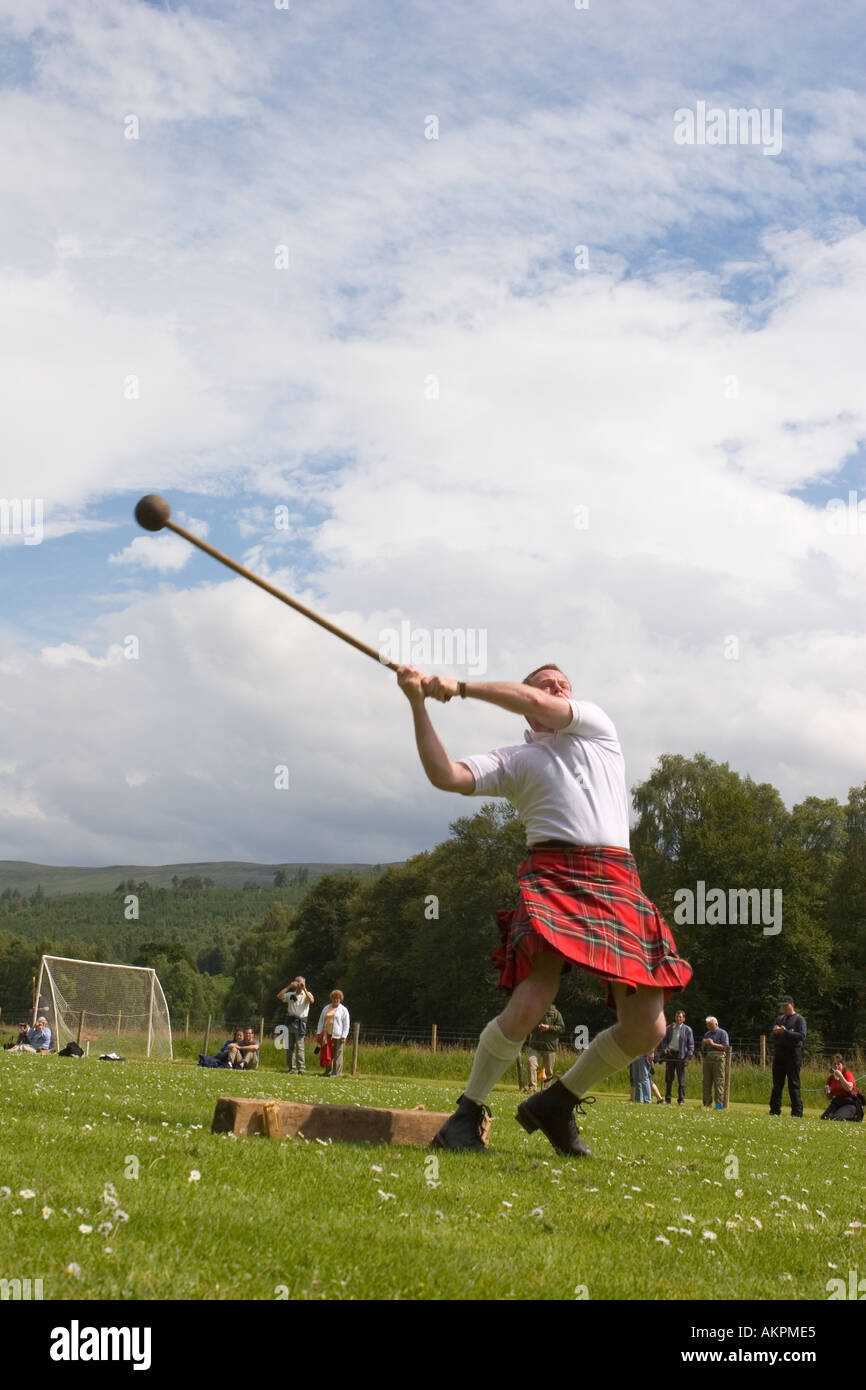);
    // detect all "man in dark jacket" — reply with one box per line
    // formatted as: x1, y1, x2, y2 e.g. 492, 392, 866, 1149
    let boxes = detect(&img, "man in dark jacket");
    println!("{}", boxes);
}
660, 1009, 694, 1104
525, 1005, 565, 1091
769, 995, 807, 1117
